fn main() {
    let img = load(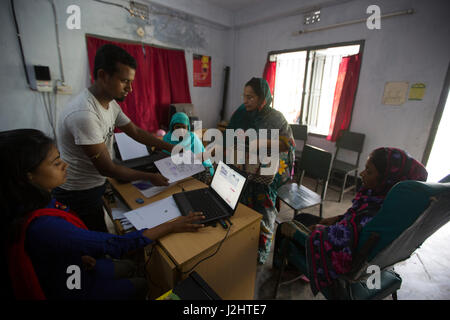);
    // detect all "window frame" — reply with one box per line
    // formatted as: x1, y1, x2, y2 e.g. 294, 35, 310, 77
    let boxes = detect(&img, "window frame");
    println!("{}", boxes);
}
268, 39, 365, 138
